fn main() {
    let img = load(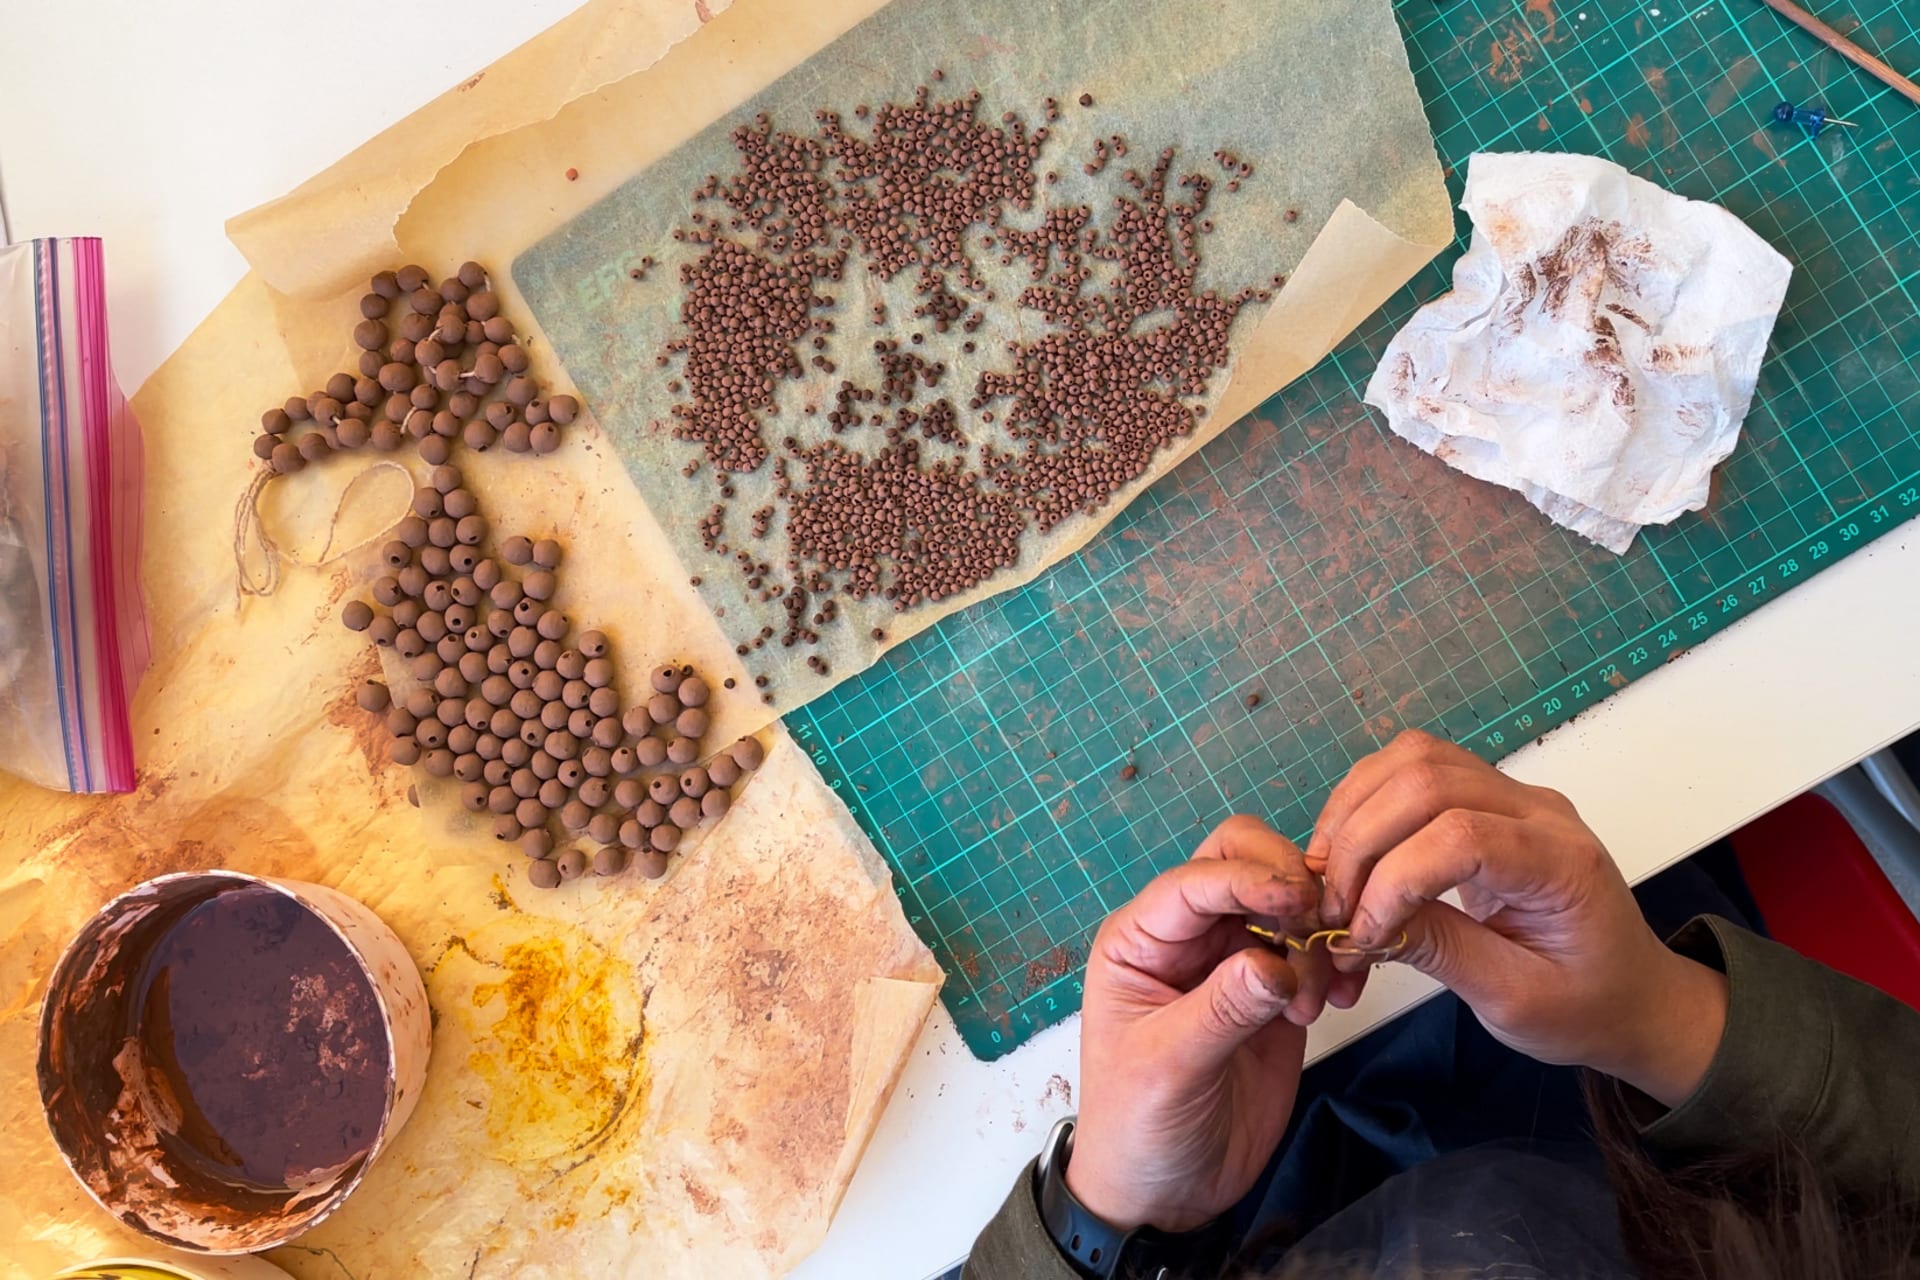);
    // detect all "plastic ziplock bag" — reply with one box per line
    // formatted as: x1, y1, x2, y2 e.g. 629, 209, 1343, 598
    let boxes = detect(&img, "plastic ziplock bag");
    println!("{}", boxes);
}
0, 237, 148, 792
